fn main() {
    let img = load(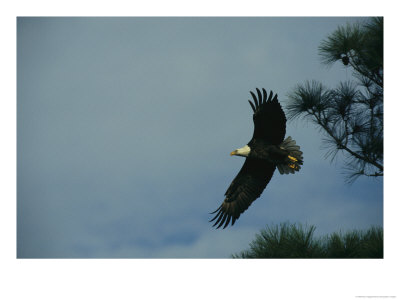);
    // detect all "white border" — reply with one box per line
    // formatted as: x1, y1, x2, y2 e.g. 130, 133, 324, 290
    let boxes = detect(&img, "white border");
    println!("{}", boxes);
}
2, 1, 399, 299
